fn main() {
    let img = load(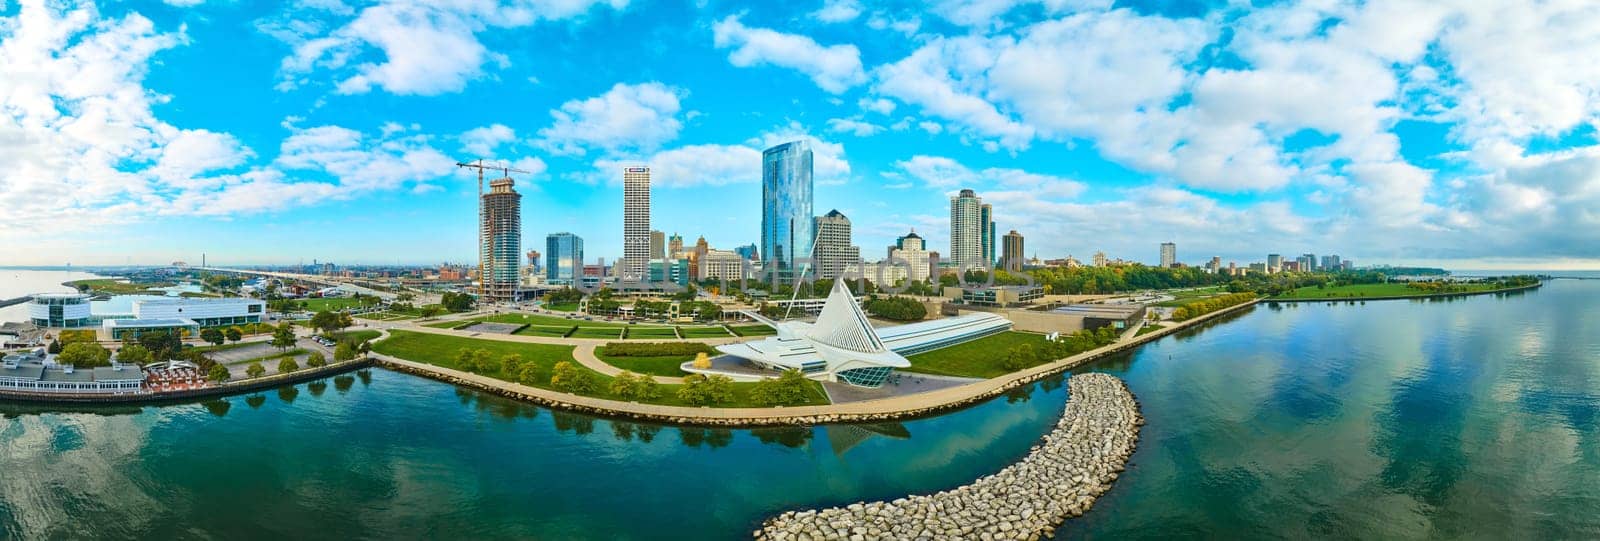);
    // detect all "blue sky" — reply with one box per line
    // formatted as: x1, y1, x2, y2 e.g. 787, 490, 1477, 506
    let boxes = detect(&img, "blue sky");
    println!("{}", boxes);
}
3, 0, 1600, 269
